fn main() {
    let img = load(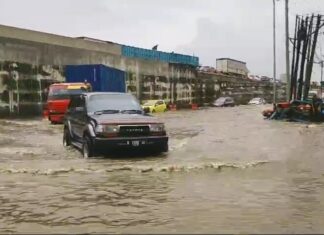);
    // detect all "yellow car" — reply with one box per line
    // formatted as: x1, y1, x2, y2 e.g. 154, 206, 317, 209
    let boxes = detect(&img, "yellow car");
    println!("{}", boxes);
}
142, 100, 168, 113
